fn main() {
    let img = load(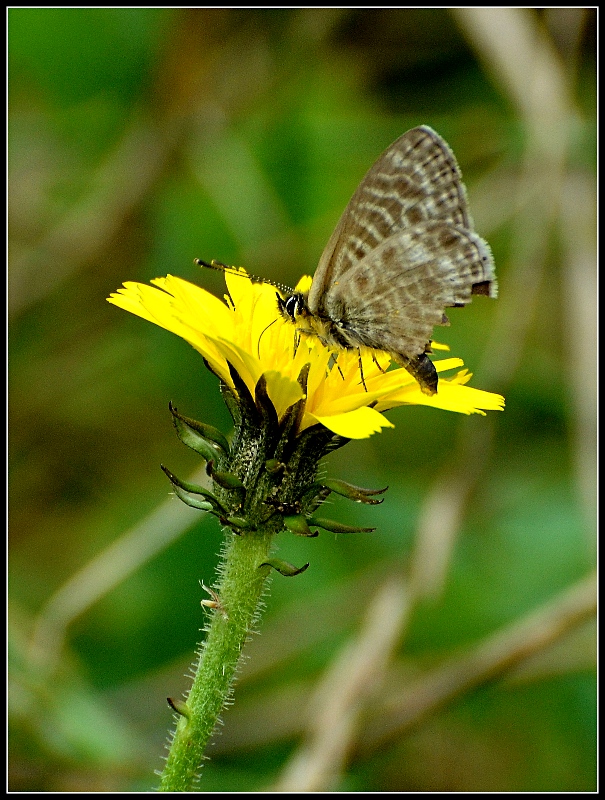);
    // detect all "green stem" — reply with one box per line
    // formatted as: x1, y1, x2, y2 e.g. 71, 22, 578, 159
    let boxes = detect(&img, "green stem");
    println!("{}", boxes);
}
157, 526, 275, 792
156, 377, 342, 790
